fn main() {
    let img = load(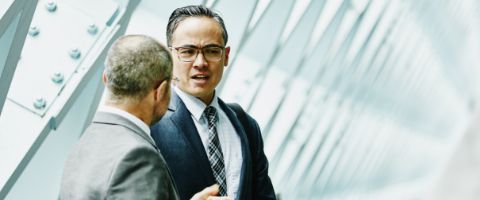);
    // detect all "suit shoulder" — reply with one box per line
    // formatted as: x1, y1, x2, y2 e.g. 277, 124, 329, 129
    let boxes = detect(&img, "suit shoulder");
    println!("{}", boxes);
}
60, 124, 159, 199
109, 145, 167, 179
106, 146, 176, 199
